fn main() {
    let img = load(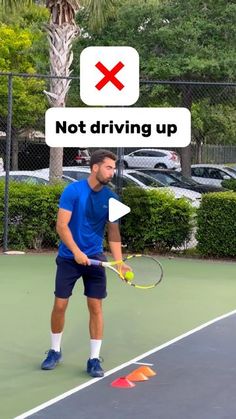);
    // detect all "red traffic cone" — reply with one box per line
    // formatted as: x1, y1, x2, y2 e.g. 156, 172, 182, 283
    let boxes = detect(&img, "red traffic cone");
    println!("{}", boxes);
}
111, 377, 136, 388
